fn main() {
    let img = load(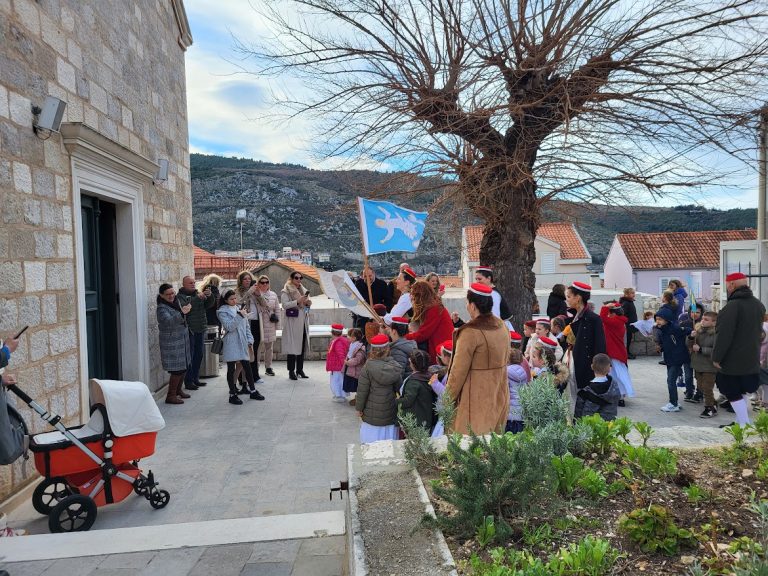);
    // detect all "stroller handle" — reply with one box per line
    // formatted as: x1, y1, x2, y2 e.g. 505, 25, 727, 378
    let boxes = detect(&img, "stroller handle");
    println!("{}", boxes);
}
7, 384, 32, 406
